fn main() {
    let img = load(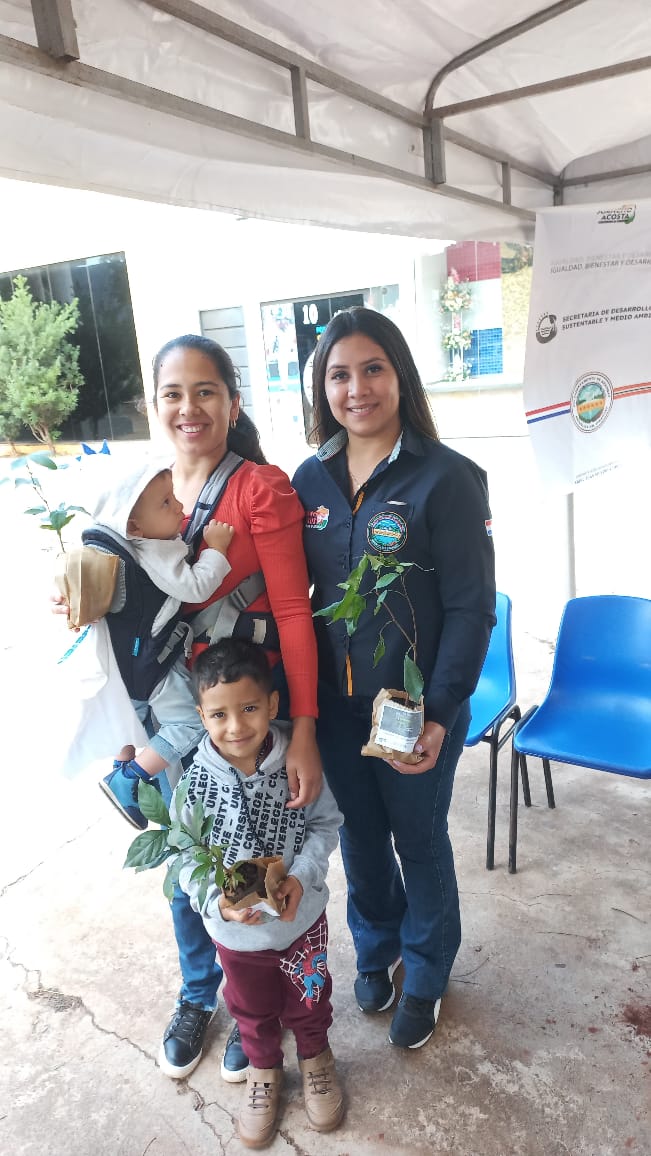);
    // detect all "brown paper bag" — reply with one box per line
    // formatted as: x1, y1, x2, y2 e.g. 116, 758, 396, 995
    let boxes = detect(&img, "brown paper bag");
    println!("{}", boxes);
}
54, 547, 119, 630
361, 687, 424, 764
221, 855, 287, 917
